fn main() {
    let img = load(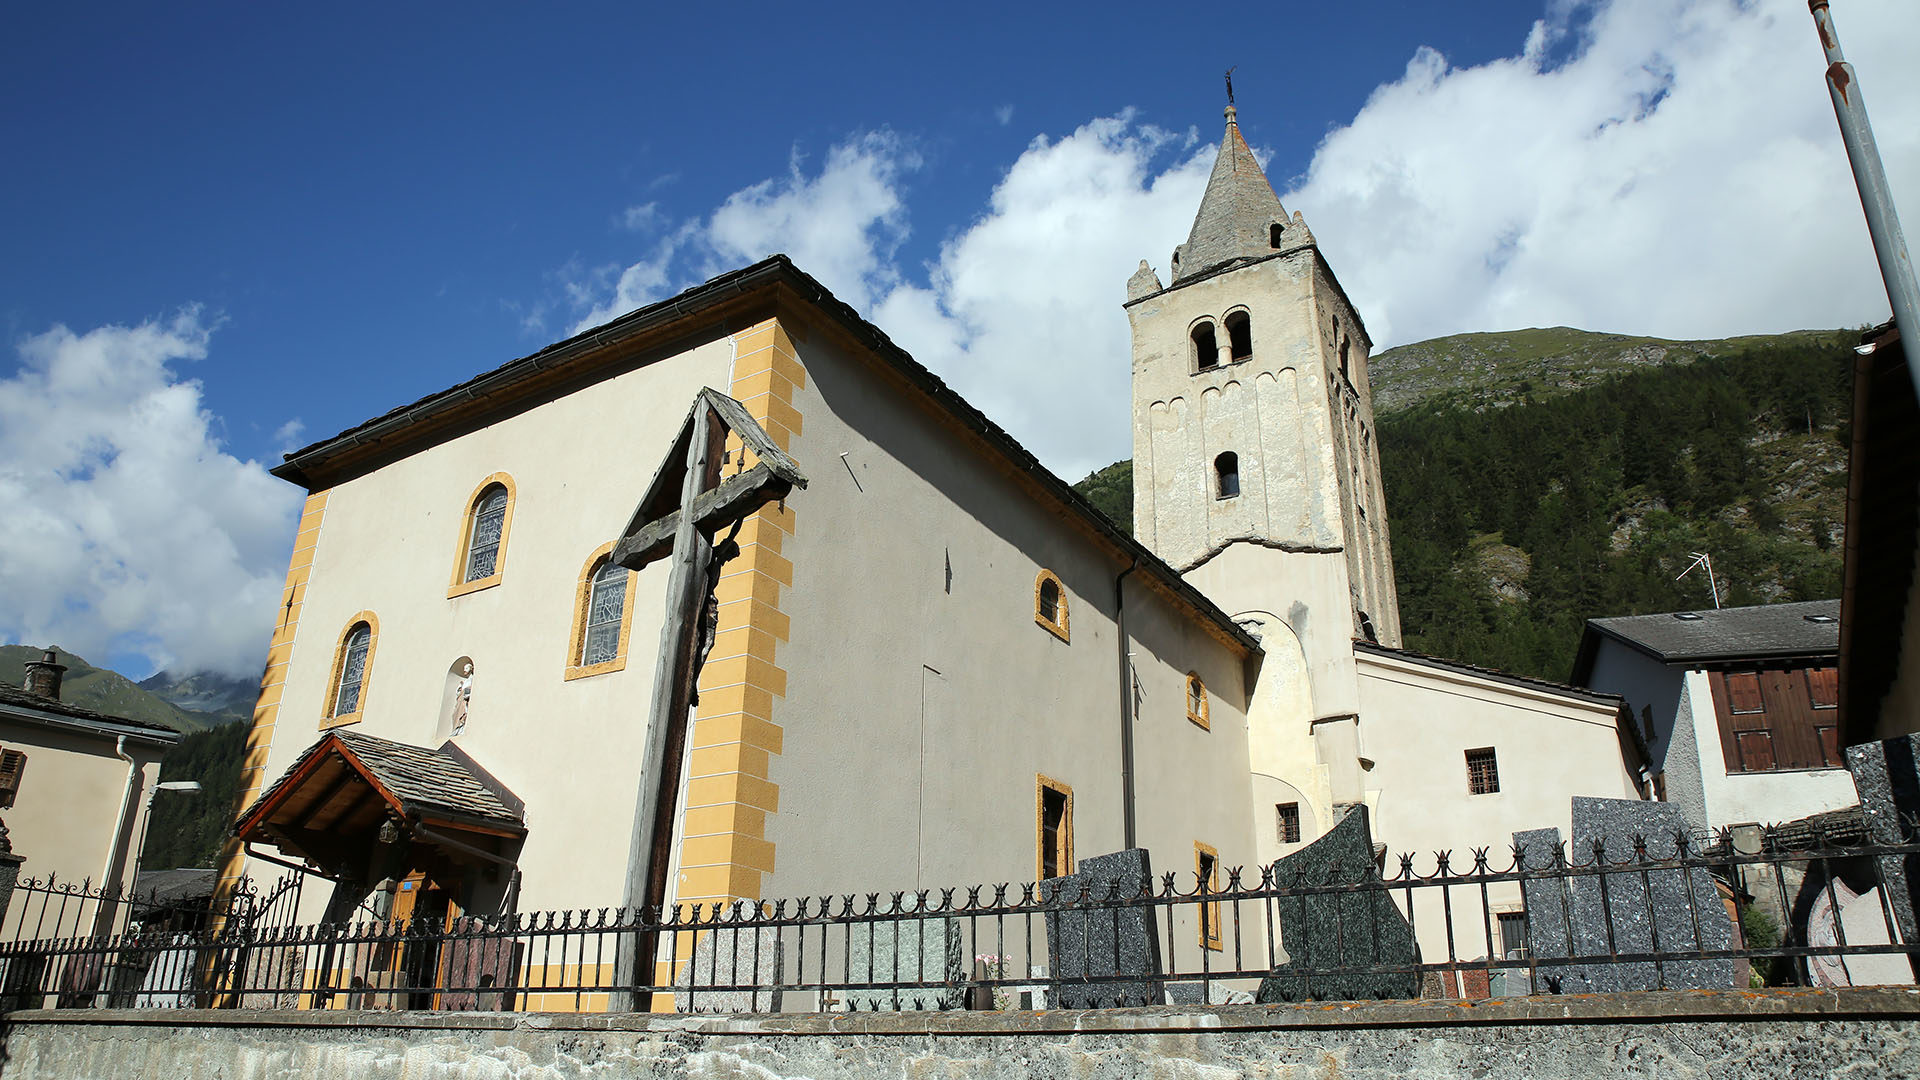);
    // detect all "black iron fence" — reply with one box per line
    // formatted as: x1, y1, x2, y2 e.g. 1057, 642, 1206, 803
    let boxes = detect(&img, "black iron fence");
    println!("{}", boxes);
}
1, 823, 1914, 1013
